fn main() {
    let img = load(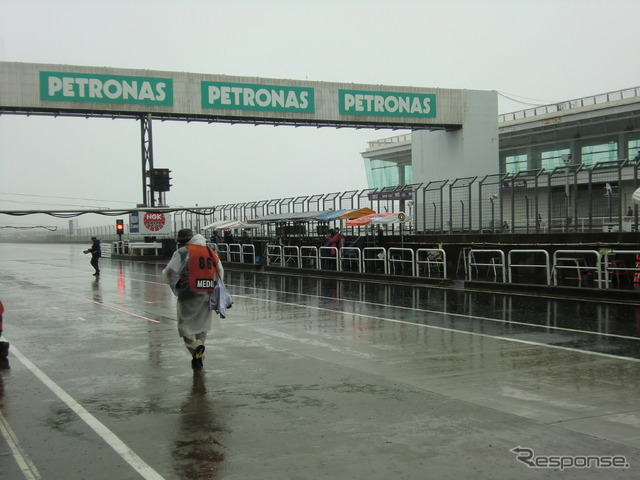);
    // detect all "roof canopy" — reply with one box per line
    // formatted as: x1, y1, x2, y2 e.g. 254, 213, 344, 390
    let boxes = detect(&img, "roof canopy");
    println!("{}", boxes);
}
338, 207, 376, 220
345, 212, 407, 226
